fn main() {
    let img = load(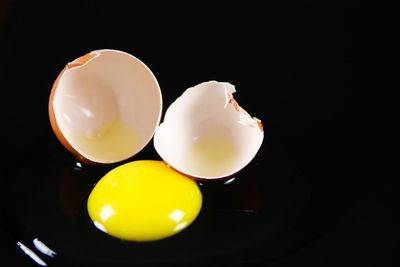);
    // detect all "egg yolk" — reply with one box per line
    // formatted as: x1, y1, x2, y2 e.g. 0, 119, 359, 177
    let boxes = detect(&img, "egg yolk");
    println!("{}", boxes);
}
87, 160, 202, 242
